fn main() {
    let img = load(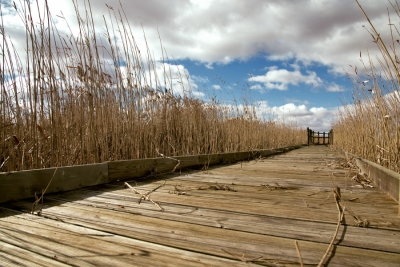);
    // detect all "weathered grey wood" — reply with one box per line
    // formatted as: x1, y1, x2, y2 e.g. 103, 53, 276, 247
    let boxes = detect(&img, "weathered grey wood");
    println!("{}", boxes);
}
171, 155, 200, 169
355, 157, 400, 204
3, 198, 400, 267
0, 208, 249, 267
2, 145, 399, 266
198, 153, 224, 166
0, 163, 108, 203
44, 191, 400, 254
108, 158, 157, 180
108, 145, 305, 181
0, 145, 305, 203
344, 151, 400, 214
